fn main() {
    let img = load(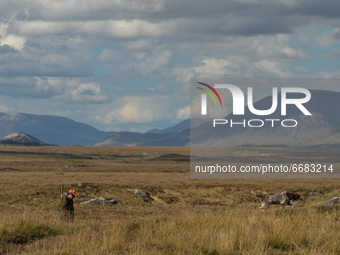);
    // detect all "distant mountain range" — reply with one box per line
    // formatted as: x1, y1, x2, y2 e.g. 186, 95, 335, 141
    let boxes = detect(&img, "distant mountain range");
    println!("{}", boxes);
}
0, 112, 195, 146
95, 118, 207, 146
0, 90, 339, 147
95, 130, 189, 146
145, 119, 206, 134
0, 113, 115, 146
